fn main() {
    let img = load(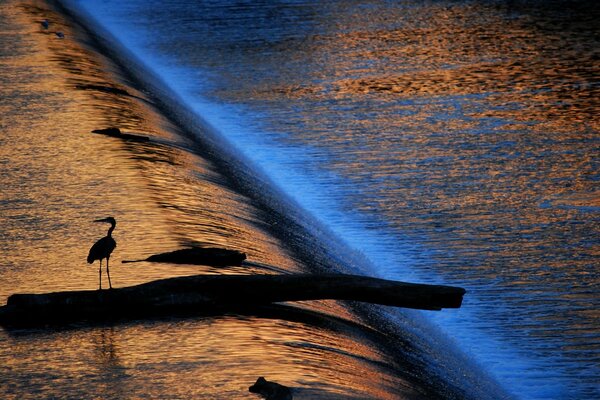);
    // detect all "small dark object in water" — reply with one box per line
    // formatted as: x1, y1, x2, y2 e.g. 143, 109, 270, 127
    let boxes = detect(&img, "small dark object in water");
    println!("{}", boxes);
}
41, 19, 49, 29
92, 127, 121, 136
249, 377, 293, 400
77, 84, 130, 96
91, 127, 150, 142
55, 31, 64, 39
123, 247, 247, 266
